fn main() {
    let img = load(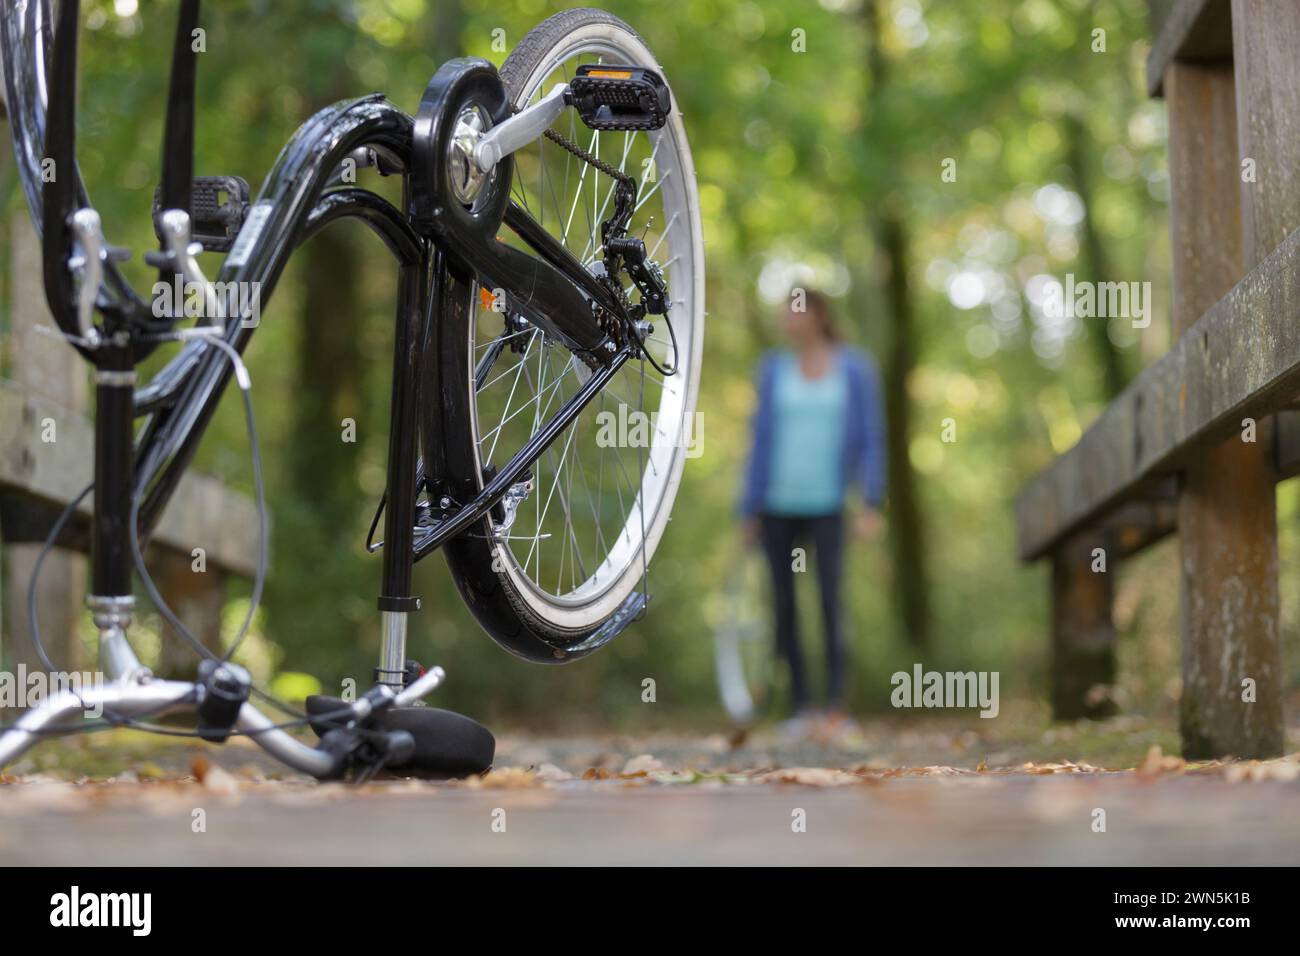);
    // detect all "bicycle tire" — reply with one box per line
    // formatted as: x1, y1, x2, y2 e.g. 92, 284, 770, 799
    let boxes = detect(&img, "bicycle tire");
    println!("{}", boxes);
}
440, 8, 705, 661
